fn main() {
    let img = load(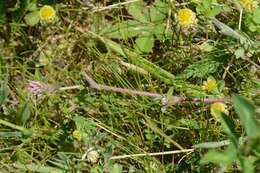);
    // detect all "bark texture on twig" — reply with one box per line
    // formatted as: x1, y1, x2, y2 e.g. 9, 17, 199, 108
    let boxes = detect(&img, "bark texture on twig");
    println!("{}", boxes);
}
81, 72, 230, 105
